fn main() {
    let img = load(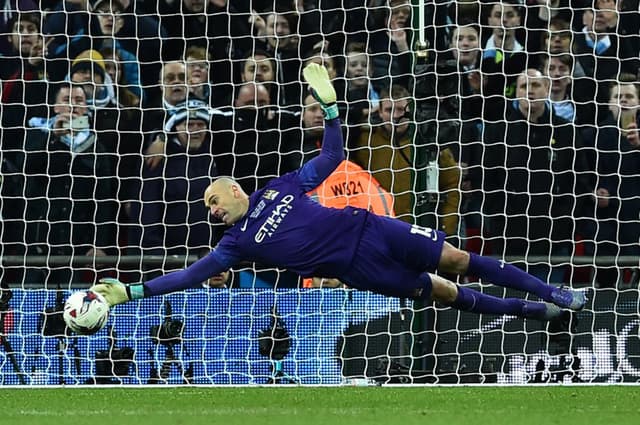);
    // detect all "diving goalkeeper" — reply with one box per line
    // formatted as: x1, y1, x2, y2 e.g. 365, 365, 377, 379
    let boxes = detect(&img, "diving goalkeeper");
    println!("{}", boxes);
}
92, 64, 586, 320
